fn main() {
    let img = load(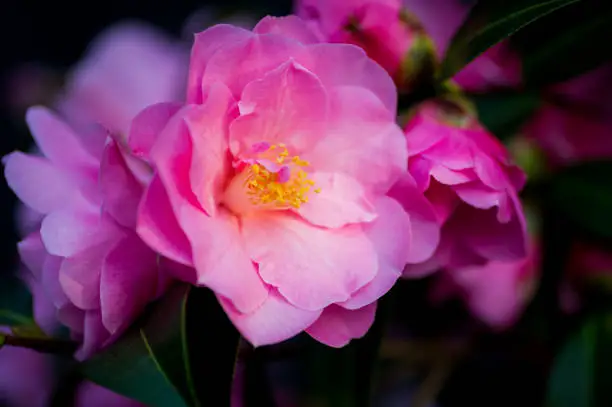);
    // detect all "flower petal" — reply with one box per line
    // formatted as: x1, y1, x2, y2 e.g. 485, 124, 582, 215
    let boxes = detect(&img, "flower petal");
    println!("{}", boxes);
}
188, 25, 252, 103
340, 197, 408, 309
59, 240, 112, 310
229, 60, 328, 156
254, 15, 321, 44
178, 206, 269, 313
242, 213, 377, 311
128, 102, 182, 160
25, 106, 97, 169
199, 31, 301, 99
18, 231, 47, 278
100, 232, 159, 334
100, 141, 144, 229
186, 82, 235, 215
295, 43, 397, 113
219, 289, 321, 347
4, 152, 78, 214
306, 303, 376, 348
296, 172, 377, 229
137, 174, 193, 266
305, 86, 406, 194
388, 173, 440, 265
